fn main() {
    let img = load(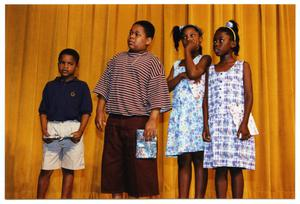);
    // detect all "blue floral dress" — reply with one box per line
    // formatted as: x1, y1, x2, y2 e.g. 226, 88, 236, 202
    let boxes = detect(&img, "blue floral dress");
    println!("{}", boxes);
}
203, 60, 255, 170
166, 55, 205, 156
